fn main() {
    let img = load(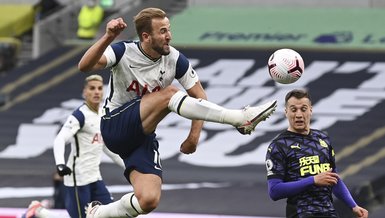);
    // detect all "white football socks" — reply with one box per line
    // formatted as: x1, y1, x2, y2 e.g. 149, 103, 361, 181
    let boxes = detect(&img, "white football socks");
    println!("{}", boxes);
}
168, 90, 244, 126
34, 207, 52, 218
94, 193, 144, 217
121, 193, 144, 216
